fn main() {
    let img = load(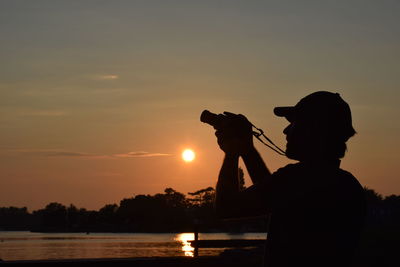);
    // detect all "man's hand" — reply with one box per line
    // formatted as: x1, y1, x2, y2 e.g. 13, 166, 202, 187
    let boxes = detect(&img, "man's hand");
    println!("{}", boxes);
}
215, 112, 254, 155
214, 113, 272, 219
